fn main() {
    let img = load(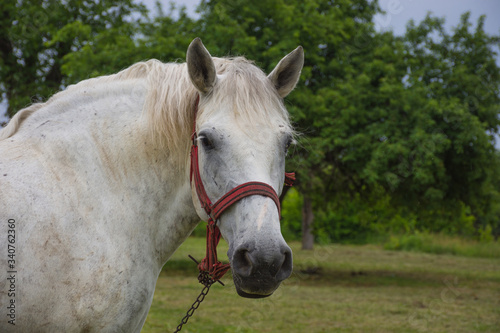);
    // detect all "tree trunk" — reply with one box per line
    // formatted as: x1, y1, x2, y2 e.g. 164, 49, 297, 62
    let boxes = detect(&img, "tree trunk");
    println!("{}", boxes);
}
301, 195, 314, 250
